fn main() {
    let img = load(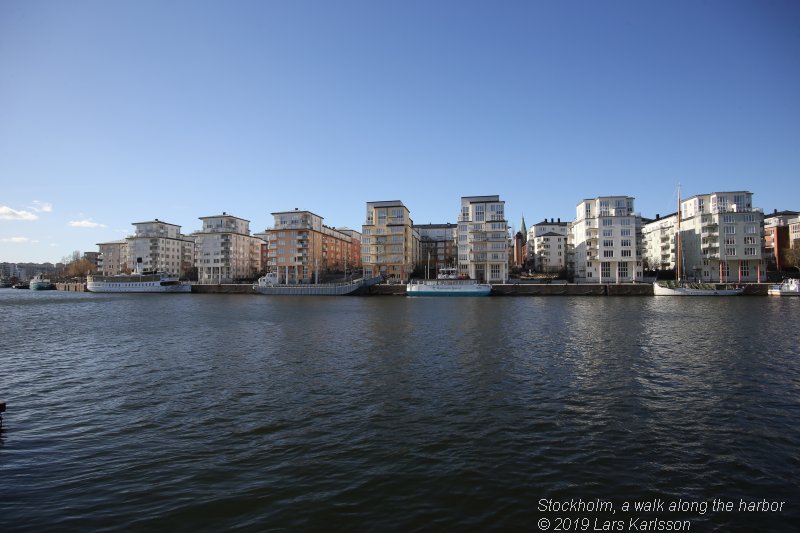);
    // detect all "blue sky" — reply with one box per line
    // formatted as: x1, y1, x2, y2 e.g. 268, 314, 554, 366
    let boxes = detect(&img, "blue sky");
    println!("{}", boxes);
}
1, 0, 798, 263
